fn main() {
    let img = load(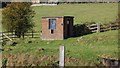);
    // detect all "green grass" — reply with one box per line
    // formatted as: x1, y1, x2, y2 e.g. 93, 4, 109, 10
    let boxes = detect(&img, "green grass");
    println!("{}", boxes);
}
32, 3, 118, 31
0, 9, 2, 67
1, 3, 119, 66
0, 3, 118, 31
3, 30, 118, 65
0, 9, 2, 32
